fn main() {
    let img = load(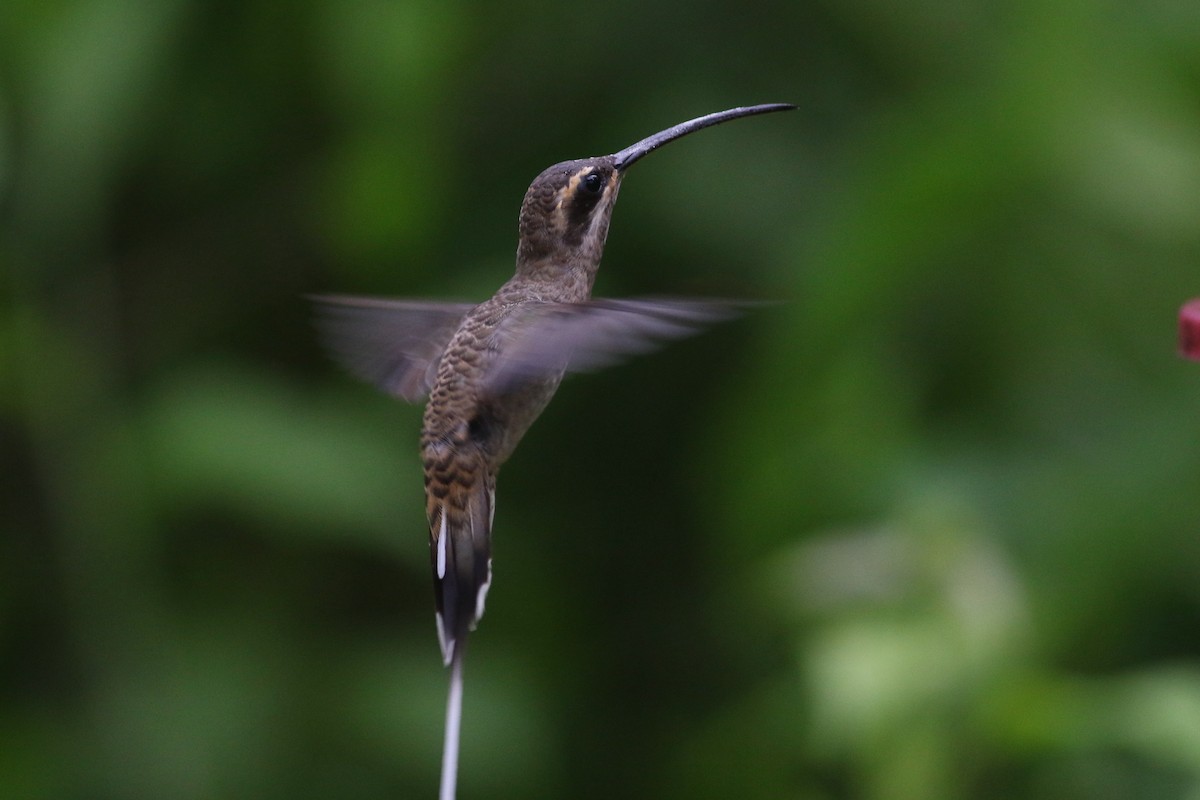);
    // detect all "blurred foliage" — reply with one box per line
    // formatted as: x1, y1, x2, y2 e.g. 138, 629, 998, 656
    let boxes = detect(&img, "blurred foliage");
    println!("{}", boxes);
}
3, 0, 1200, 798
